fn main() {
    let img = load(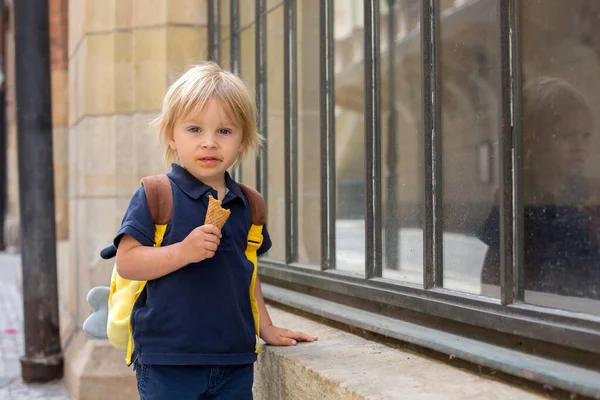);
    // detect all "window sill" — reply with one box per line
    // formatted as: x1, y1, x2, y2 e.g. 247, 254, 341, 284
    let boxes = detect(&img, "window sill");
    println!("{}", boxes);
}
261, 284, 600, 399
